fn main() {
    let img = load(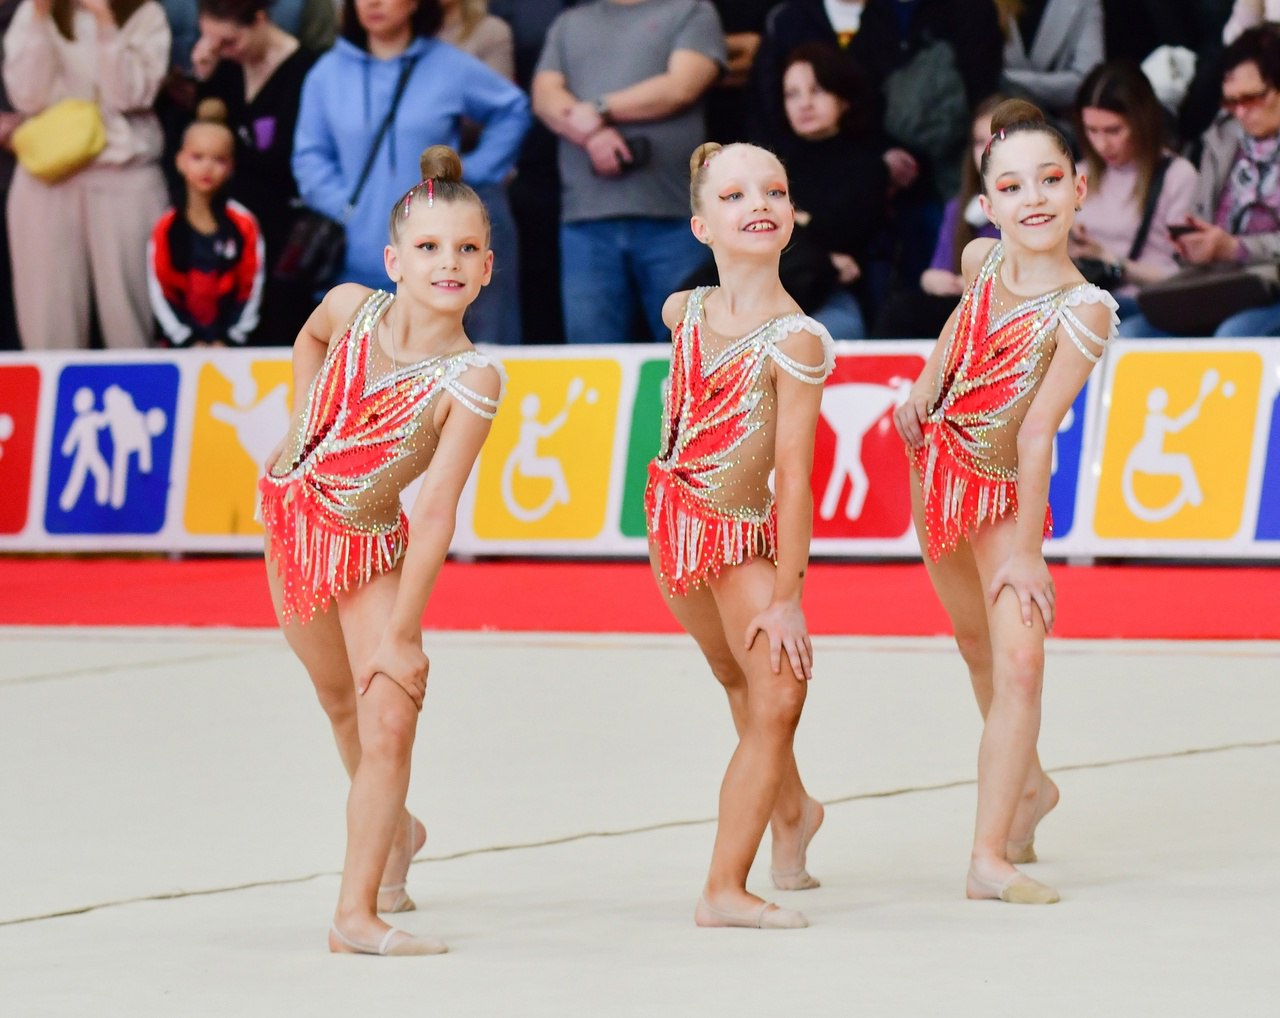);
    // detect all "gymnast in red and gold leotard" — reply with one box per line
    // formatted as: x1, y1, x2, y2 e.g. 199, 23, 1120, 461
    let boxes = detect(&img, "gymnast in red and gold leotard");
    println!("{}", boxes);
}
895, 100, 1116, 908
261, 147, 503, 958
912, 240, 1114, 562
646, 285, 832, 595
261, 288, 499, 624
646, 142, 833, 932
